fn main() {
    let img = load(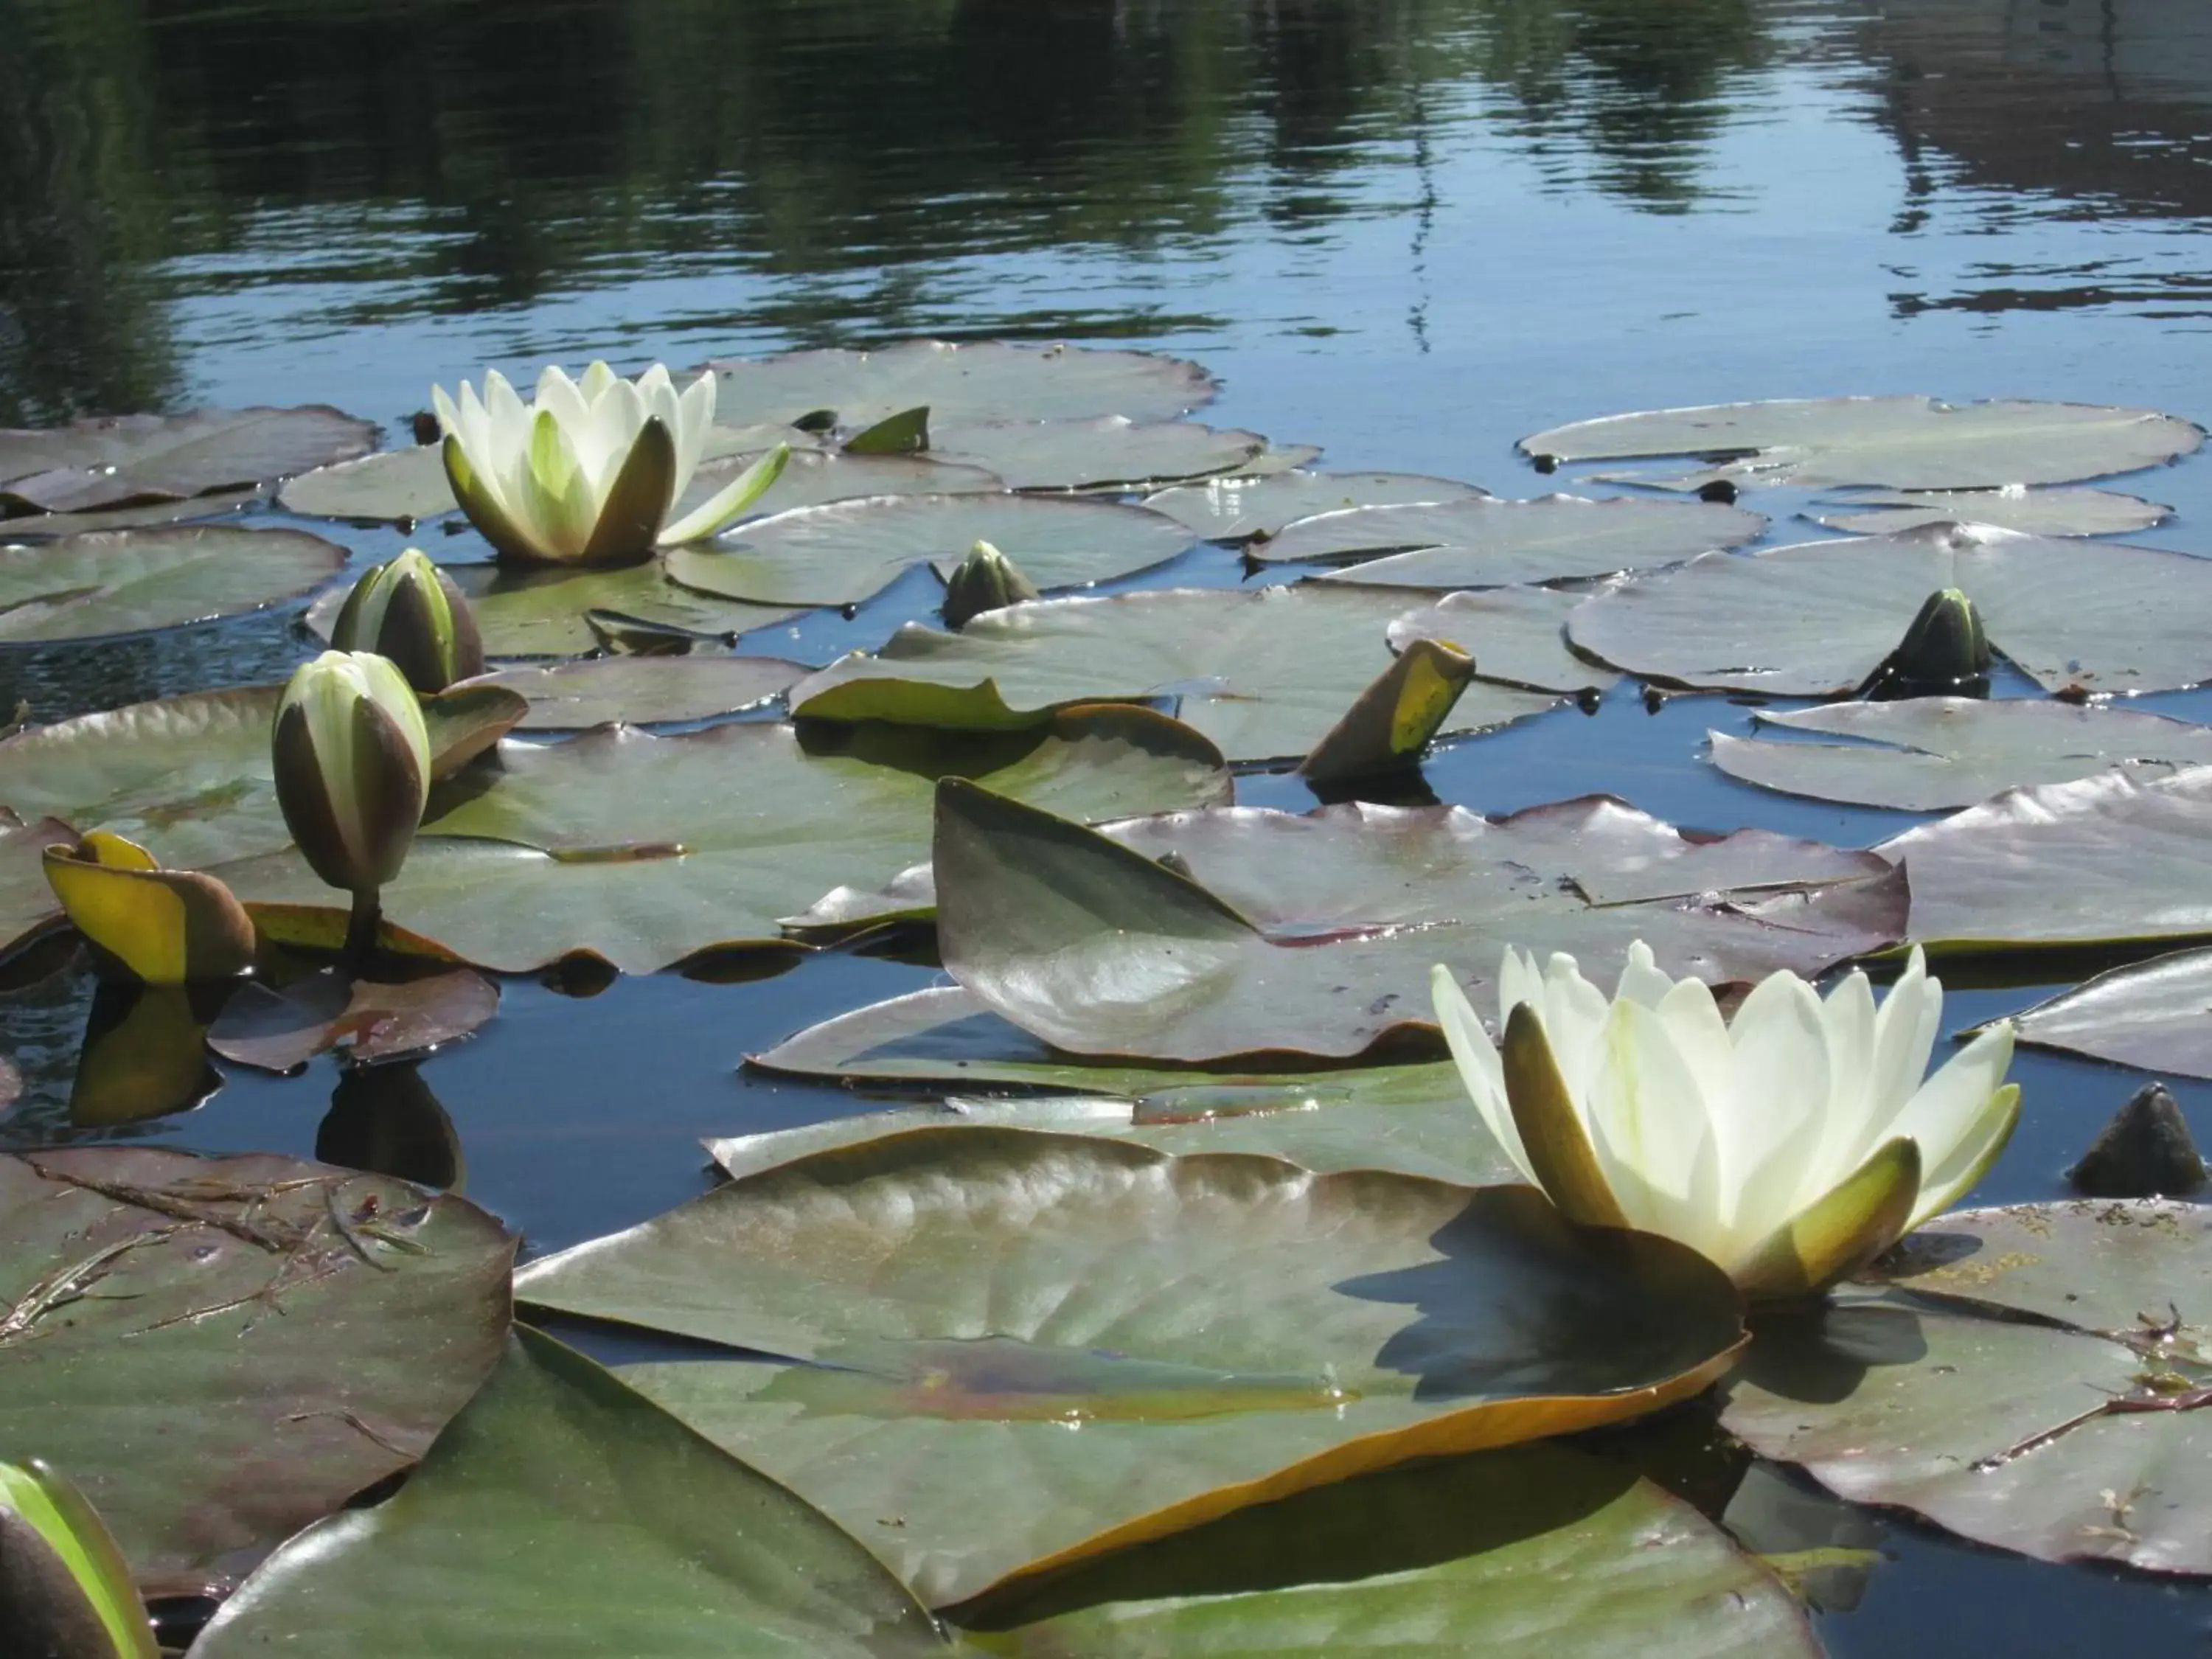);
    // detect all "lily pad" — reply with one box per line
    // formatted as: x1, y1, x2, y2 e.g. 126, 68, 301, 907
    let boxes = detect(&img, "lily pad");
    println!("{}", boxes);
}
1724, 1199, 2212, 1575
2004, 948, 2212, 1079
446, 562, 807, 658
207, 969, 500, 1072
709, 1057, 1516, 1189
788, 587, 1572, 762
1384, 588, 1621, 694
1568, 524, 2212, 695
457, 655, 808, 729
1521, 397, 2204, 490
520, 1128, 1745, 1604
0, 1148, 512, 1594
667, 493, 1194, 609
191, 1327, 949, 1659
930, 781, 1906, 1062
680, 444, 1002, 522
214, 709, 1233, 973
704, 340, 1217, 430
1259, 495, 1765, 585
0, 527, 345, 644
925, 417, 1263, 492
1710, 699, 2212, 812
0, 406, 379, 515
965, 1443, 1821, 1658
1806, 486, 2173, 538
1142, 470, 1488, 542
0, 688, 288, 869
0, 810, 76, 959
1877, 767, 2212, 952
0, 489, 263, 541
